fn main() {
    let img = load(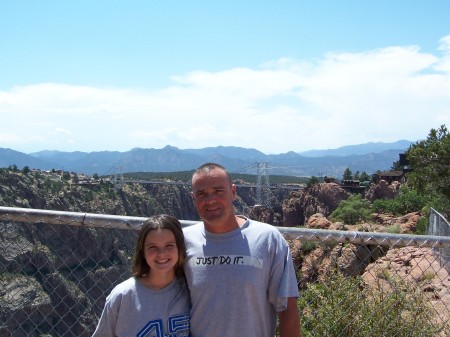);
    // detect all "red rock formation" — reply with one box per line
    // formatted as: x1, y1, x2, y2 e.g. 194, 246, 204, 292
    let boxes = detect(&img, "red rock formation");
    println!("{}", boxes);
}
362, 247, 450, 328
365, 179, 400, 202
306, 213, 332, 229
371, 211, 422, 234
282, 183, 350, 227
